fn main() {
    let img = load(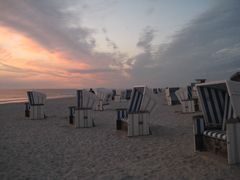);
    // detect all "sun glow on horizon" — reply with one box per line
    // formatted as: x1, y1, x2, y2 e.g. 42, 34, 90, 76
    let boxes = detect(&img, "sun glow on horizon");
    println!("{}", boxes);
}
0, 26, 105, 88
